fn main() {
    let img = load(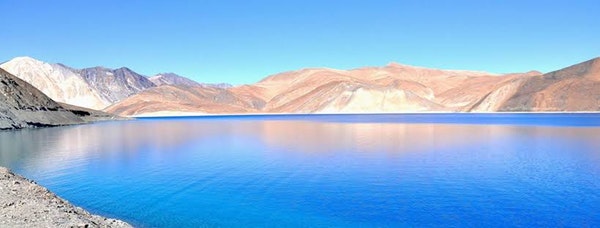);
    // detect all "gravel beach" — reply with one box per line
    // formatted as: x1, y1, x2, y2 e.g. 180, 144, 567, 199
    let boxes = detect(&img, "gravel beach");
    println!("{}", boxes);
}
0, 167, 131, 228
